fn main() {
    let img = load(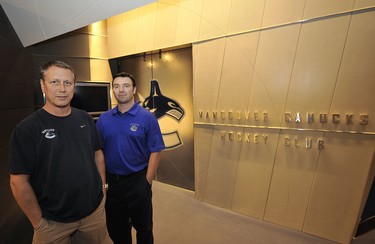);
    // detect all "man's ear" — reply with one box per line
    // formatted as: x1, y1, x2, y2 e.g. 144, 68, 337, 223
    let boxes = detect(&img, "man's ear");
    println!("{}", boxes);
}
133, 86, 137, 95
40, 79, 45, 93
